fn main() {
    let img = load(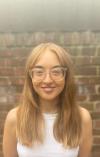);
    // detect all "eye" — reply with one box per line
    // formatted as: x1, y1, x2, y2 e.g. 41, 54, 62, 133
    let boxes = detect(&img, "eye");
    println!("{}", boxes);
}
51, 68, 63, 76
35, 69, 44, 75
32, 68, 44, 77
